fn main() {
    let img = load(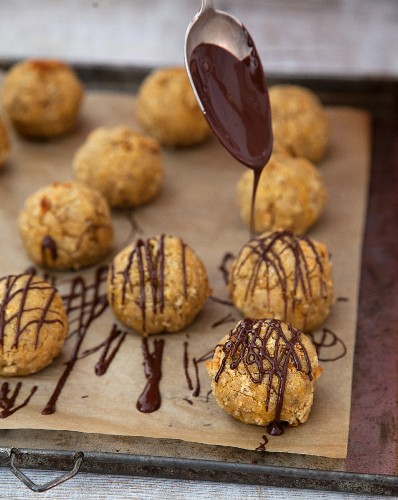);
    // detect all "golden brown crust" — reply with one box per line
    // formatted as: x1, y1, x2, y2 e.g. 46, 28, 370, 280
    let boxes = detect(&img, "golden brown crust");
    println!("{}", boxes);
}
107, 235, 211, 335
0, 274, 68, 376
206, 318, 322, 427
136, 67, 210, 147
237, 153, 328, 234
269, 85, 329, 163
2, 59, 83, 138
73, 126, 164, 208
0, 116, 10, 167
18, 181, 113, 270
228, 231, 334, 332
